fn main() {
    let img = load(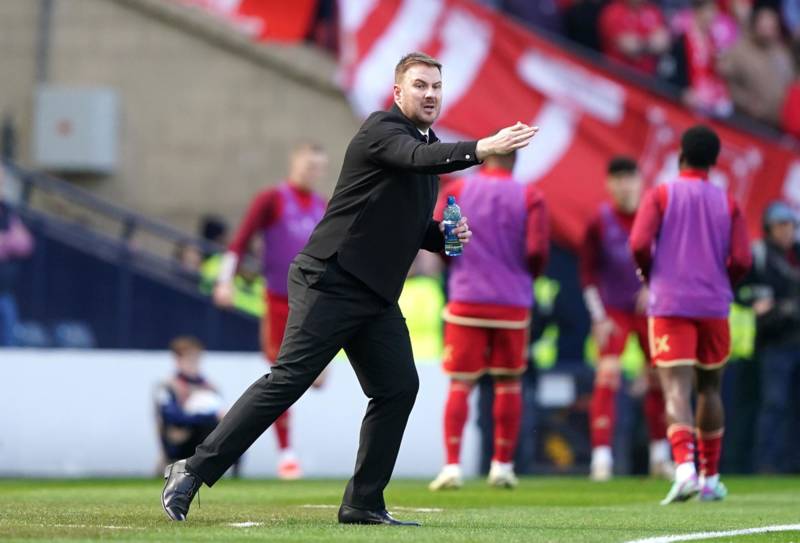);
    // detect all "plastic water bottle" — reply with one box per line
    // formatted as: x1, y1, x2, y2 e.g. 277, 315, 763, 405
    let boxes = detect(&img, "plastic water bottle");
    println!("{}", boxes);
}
443, 195, 463, 257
